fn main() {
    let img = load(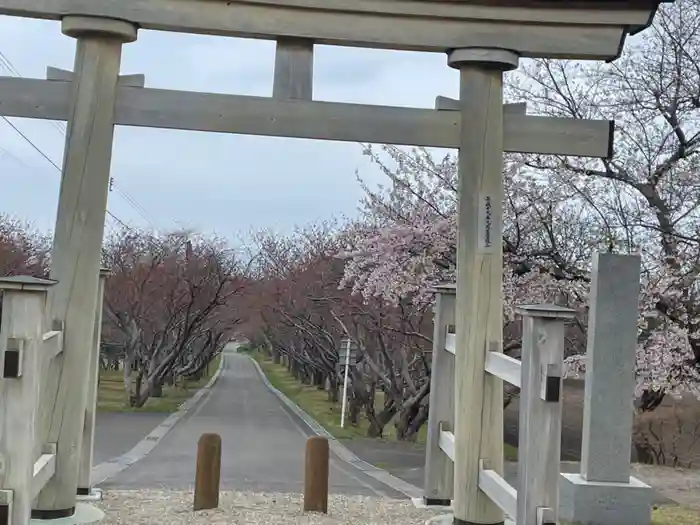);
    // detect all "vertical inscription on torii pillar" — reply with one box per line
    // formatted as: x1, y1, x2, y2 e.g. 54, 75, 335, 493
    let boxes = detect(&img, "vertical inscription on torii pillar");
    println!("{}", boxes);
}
479, 194, 494, 252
